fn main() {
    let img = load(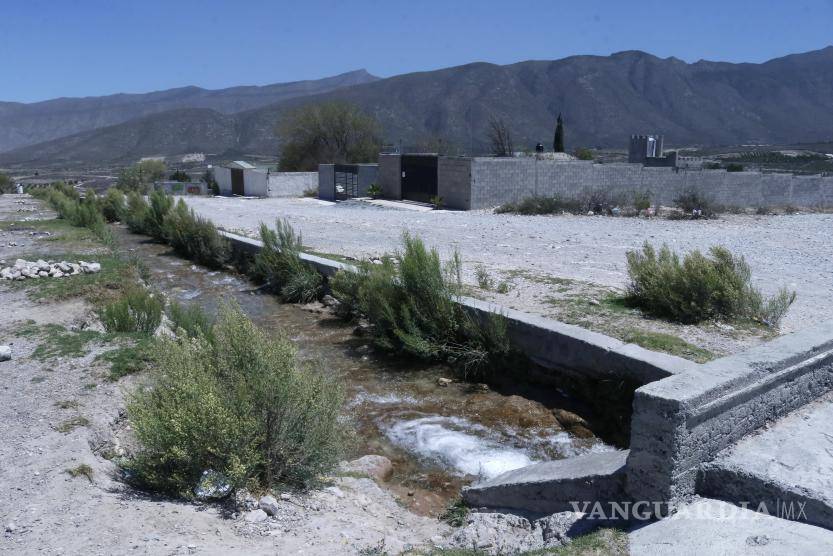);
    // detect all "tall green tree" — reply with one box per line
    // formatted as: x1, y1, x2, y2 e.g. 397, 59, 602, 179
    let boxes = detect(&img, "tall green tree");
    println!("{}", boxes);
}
277, 101, 382, 171
553, 113, 565, 153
